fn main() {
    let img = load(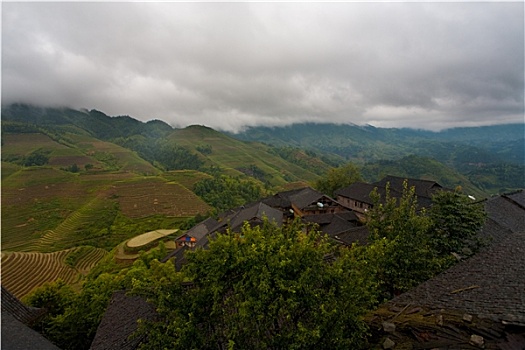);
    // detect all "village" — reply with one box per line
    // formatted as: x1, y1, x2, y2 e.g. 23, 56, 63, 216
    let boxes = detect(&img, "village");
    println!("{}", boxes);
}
3, 175, 524, 349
